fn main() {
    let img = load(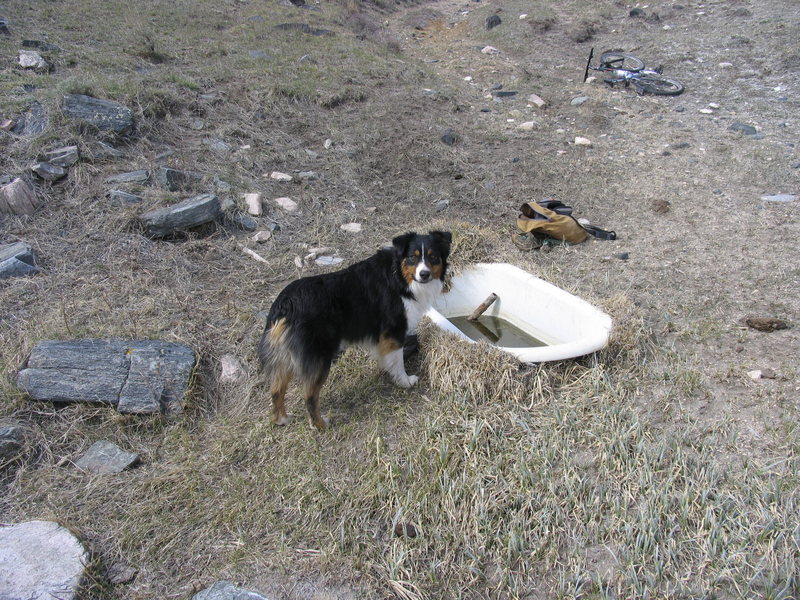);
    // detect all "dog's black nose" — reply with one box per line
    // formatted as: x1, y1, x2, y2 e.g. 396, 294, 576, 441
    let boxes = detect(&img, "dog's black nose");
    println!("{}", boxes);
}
418, 270, 431, 282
